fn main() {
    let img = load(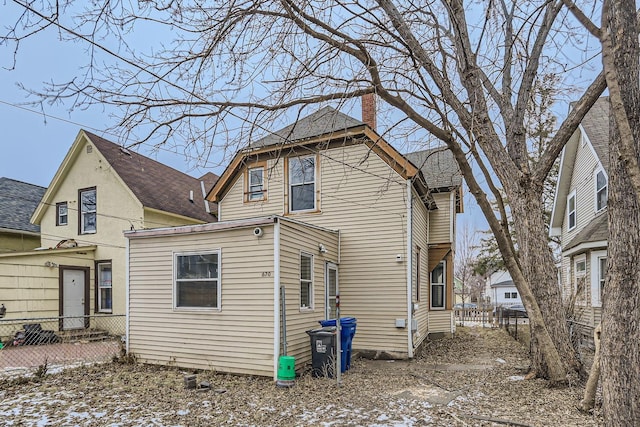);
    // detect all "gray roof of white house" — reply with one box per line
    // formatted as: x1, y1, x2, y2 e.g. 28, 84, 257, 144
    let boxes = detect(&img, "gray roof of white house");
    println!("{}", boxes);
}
0, 177, 45, 233
581, 97, 609, 171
